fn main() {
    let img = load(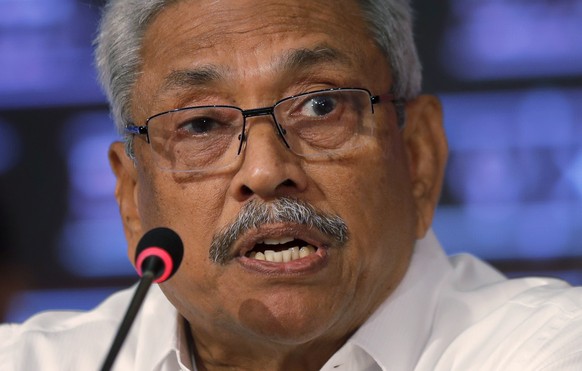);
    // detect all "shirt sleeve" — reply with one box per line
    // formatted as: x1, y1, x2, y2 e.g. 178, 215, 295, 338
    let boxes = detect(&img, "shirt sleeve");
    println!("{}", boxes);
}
537, 351, 582, 371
